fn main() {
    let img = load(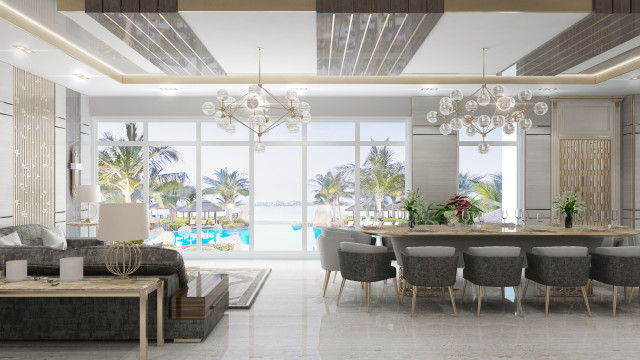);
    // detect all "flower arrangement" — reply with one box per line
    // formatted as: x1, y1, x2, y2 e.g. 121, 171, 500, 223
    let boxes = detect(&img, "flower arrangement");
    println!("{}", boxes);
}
398, 188, 426, 228
425, 194, 483, 225
552, 190, 585, 215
